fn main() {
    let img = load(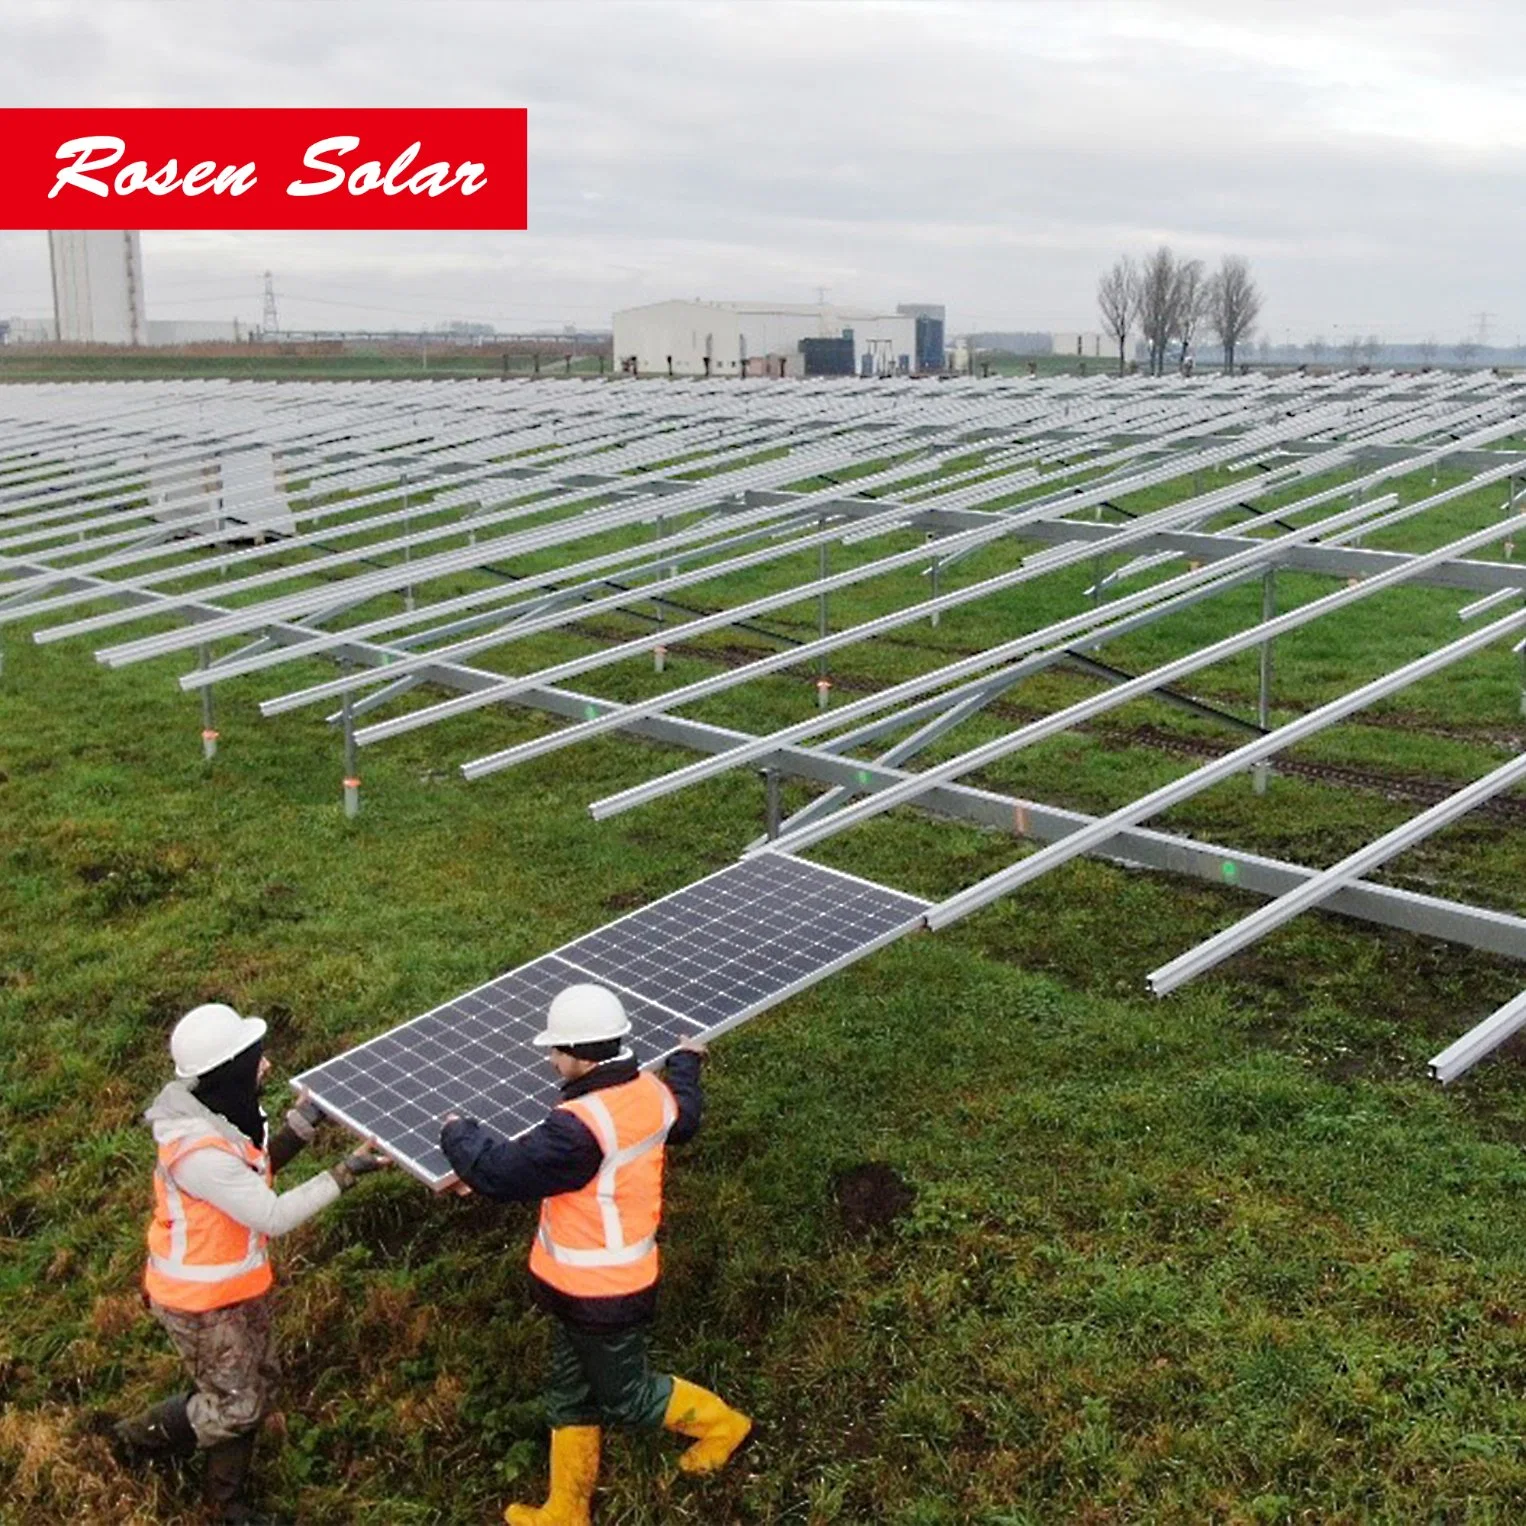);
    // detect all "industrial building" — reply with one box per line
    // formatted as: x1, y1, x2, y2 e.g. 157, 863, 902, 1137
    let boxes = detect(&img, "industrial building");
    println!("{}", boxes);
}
613, 300, 944, 378
145, 319, 246, 345
1051, 330, 1107, 359
49, 230, 147, 346
0, 317, 58, 345
967, 330, 1110, 359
